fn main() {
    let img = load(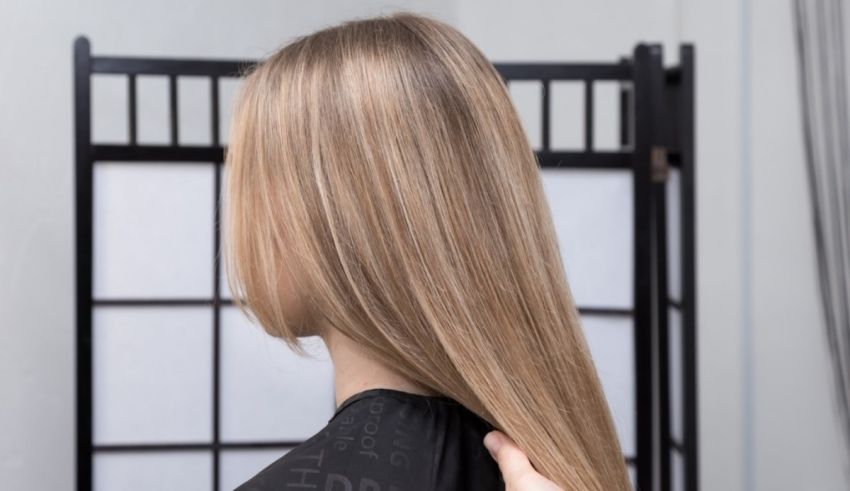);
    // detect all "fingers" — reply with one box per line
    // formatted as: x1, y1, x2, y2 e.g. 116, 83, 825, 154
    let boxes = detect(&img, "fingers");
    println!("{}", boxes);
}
483, 430, 564, 491
484, 430, 536, 483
